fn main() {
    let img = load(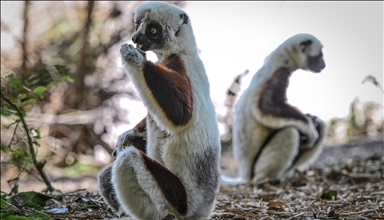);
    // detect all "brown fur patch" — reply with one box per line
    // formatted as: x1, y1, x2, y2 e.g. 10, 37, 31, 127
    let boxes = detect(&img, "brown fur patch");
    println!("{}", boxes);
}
124, 138, 146, 153
139, 151, 188, 215
258, 67, 307, 122
143, 55, 193, 127
134, 117, 147, 133
119, 117, 147, 153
